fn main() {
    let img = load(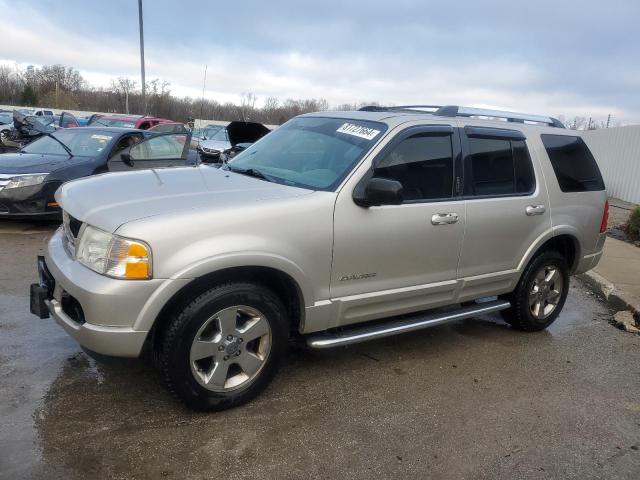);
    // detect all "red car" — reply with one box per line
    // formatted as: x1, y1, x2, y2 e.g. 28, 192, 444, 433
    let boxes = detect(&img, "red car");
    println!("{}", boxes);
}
89, 114, 173, 130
